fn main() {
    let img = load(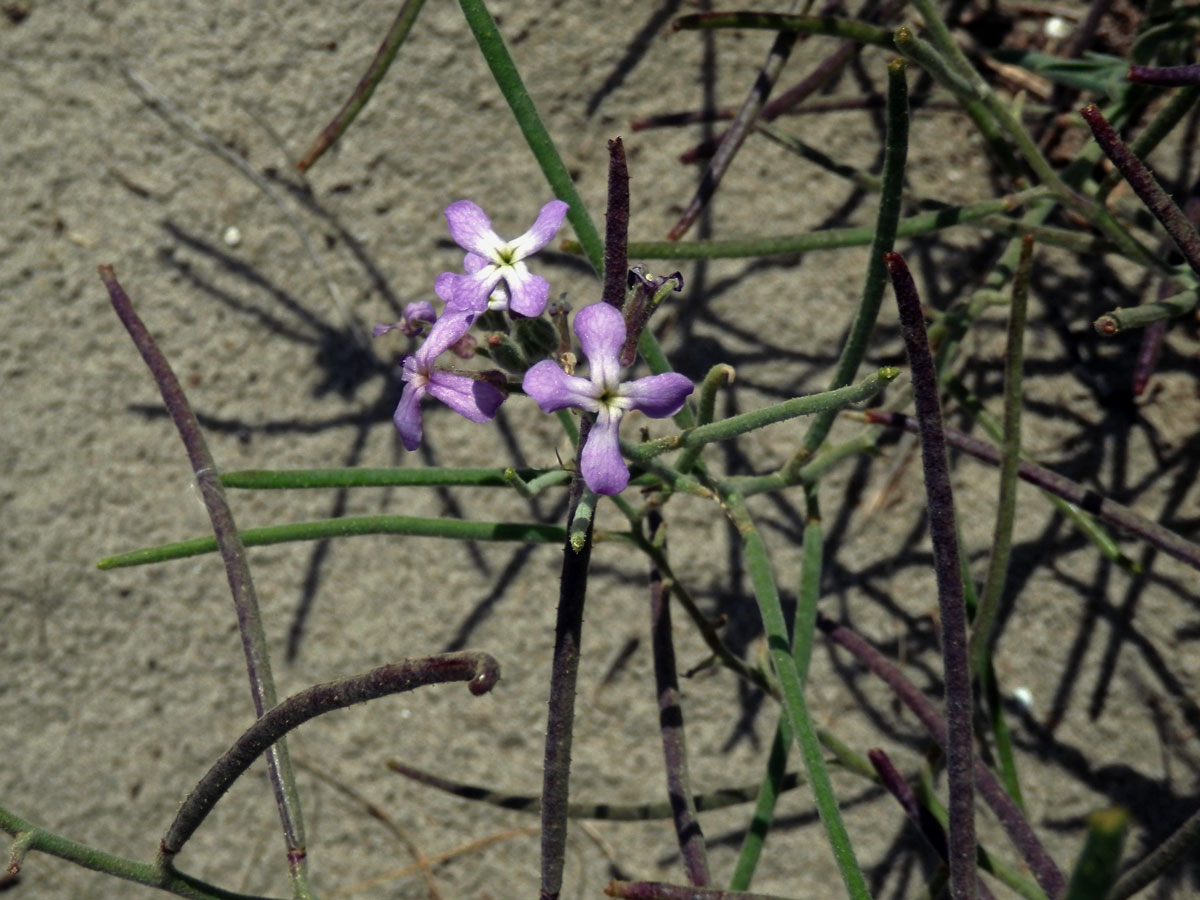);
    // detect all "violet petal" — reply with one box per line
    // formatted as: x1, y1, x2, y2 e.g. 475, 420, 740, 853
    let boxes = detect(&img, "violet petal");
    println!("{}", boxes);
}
580, 410, 629, 495
394, 377, 426, 451
434, 271, 457, 303
505, 265, 550, 317
426, 372, 505, 423
523, 360, 600, 414
403, 300, 436, 325
416, 307, 476, 367
620, 372, 694, 419
444, 200, 503, 260
448, 268, 502, 312
574, 303, 625, 388
509, 199, 569, 258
